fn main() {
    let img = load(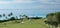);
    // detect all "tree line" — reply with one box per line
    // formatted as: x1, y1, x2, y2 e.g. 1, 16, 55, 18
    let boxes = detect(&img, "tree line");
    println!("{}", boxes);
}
0, 12, 42, 23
